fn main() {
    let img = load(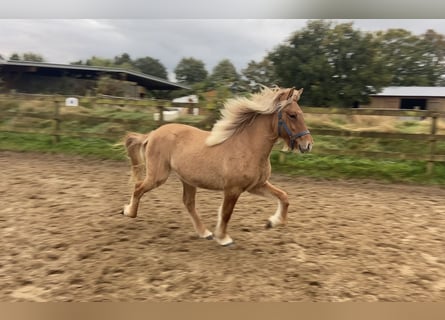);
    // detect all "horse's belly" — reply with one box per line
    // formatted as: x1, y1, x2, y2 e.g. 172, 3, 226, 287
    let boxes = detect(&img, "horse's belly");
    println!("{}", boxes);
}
175, 169, 225, 190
